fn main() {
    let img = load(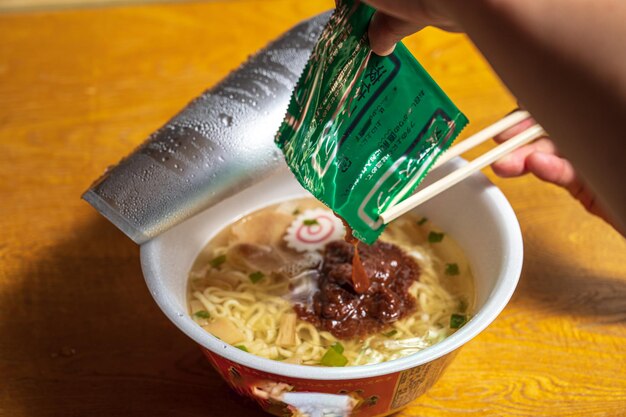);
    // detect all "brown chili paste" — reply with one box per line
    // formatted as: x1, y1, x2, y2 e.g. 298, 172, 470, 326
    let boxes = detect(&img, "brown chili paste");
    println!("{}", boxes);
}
294, 240, 420, 339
